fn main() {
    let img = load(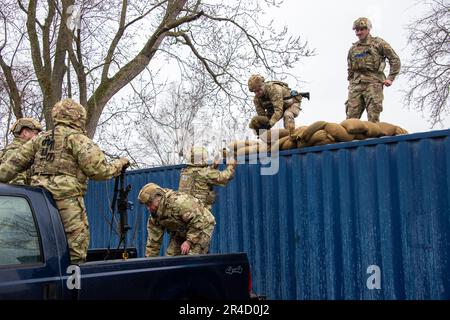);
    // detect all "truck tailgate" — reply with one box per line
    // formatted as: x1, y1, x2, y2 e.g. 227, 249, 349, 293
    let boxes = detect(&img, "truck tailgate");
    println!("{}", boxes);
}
76, 253, 250, 300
